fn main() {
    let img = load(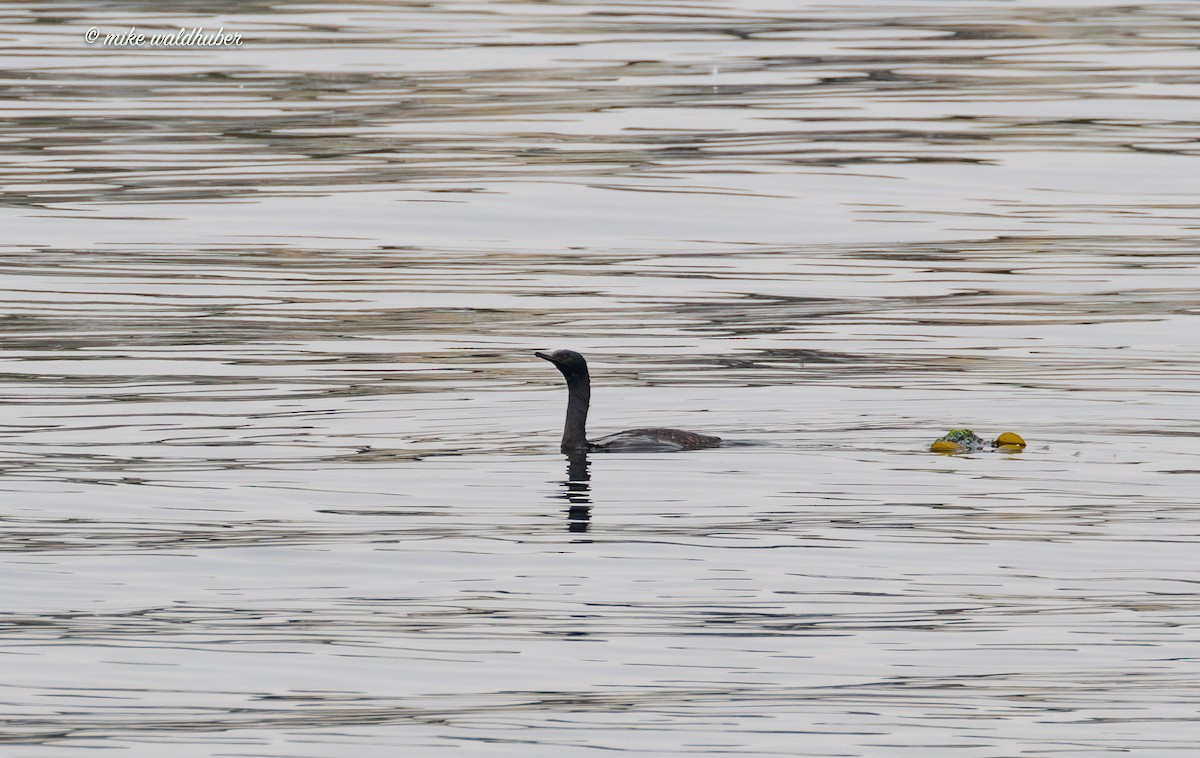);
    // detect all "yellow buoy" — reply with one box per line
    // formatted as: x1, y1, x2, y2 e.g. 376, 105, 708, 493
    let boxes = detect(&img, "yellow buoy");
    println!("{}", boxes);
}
930, 439, 964, 453
993, 431, 1026, 450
